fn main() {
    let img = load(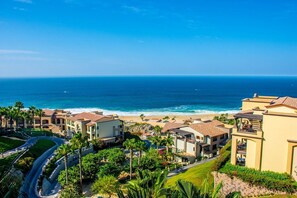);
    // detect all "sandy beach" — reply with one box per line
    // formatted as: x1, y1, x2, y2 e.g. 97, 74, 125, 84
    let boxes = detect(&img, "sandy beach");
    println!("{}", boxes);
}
119, 113, 228, 127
